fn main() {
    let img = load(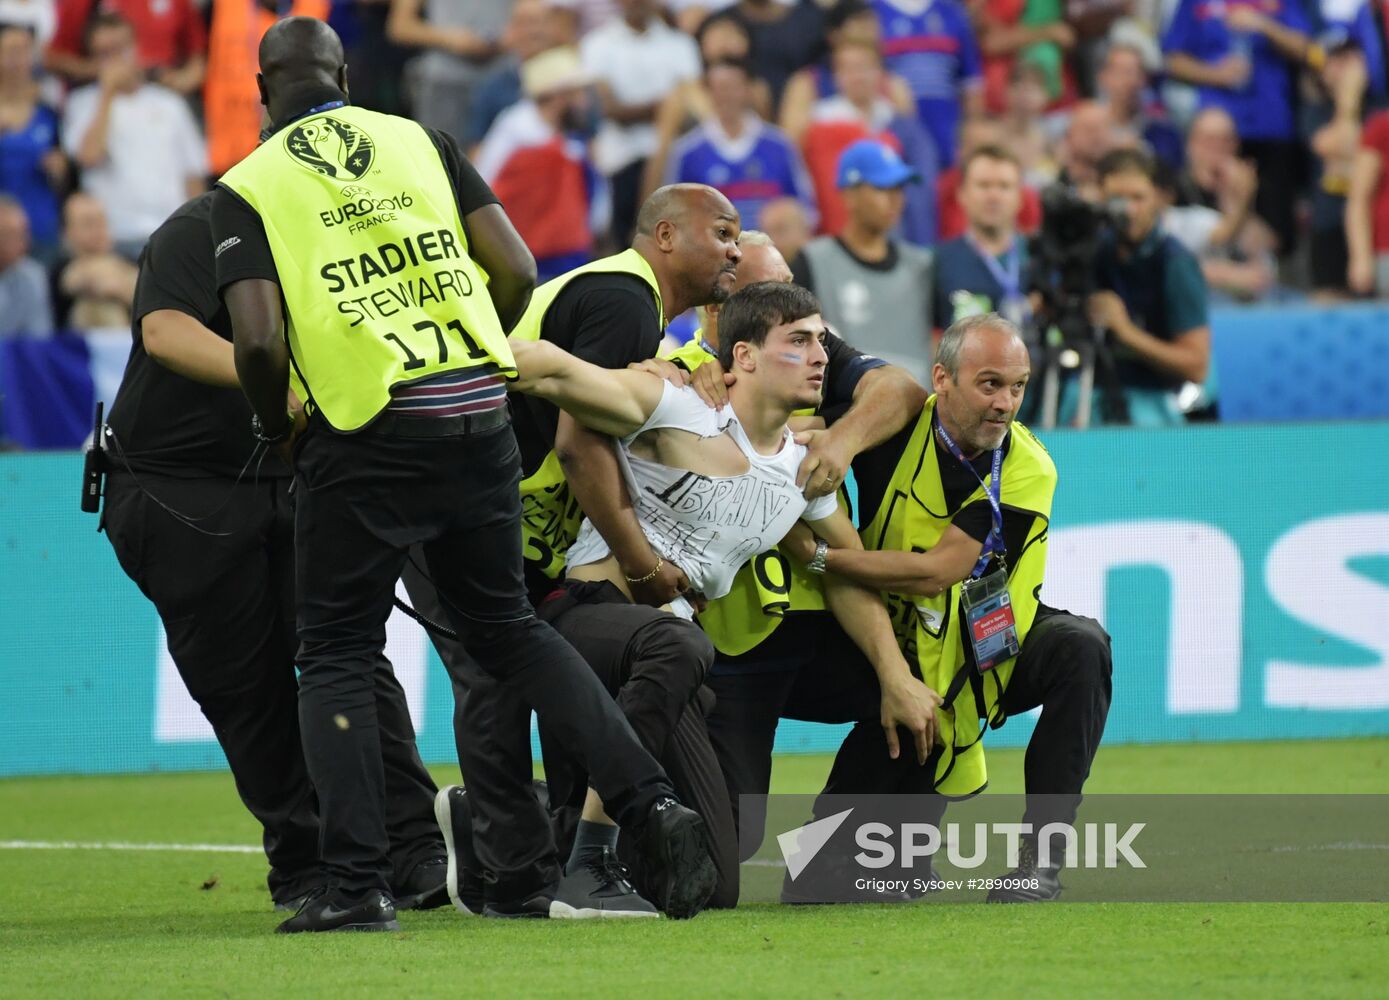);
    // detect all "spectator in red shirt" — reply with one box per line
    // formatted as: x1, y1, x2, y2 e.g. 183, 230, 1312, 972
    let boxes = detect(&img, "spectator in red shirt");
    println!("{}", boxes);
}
47, 0, 206, 95
937, 117, 1041, 241
975, 0, 1074, 115
802, 38, 937, 244
1346, 107, 1389, 297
